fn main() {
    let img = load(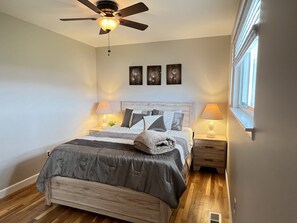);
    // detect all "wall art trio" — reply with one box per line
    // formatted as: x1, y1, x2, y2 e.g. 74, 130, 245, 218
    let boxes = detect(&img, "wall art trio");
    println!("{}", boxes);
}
129, 64, 182, 85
